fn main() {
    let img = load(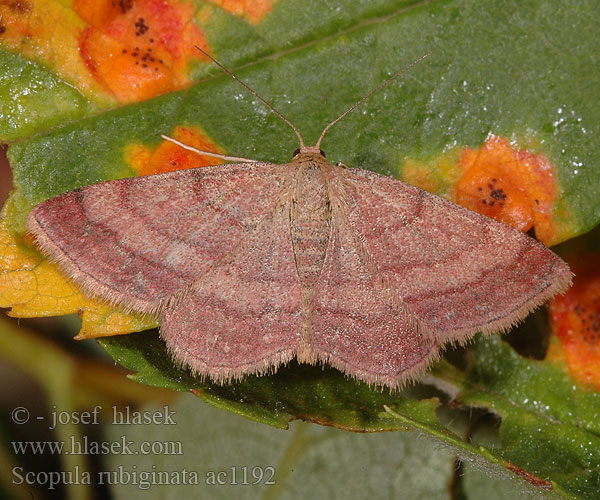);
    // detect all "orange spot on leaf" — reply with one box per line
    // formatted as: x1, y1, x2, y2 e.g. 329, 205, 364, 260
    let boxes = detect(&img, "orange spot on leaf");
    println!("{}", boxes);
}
454, 136, 560, 245
209, 0, 274, 24
548, 256, 600, 390
75, 0, 209, 103
126, 126, 223, 175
